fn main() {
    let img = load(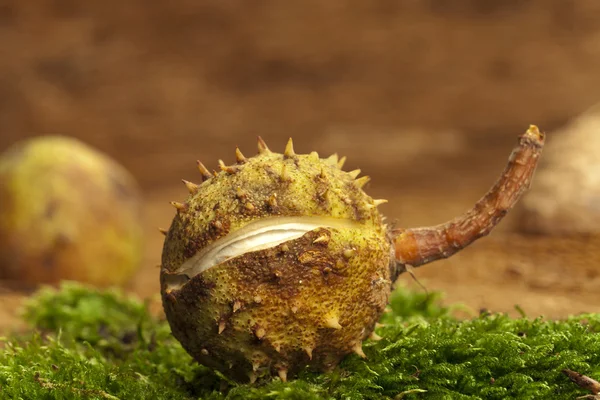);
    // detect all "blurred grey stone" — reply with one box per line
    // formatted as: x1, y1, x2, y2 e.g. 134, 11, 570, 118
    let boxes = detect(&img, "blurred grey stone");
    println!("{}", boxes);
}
517, 103, 600, 235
